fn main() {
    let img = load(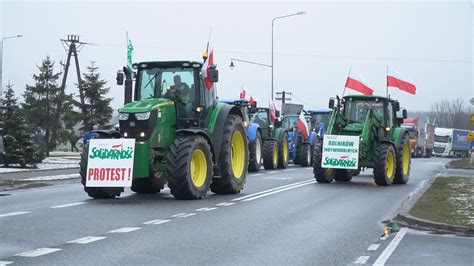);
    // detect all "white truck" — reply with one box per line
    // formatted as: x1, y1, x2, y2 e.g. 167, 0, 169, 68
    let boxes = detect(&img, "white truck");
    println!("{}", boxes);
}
433, 128, 471, 157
